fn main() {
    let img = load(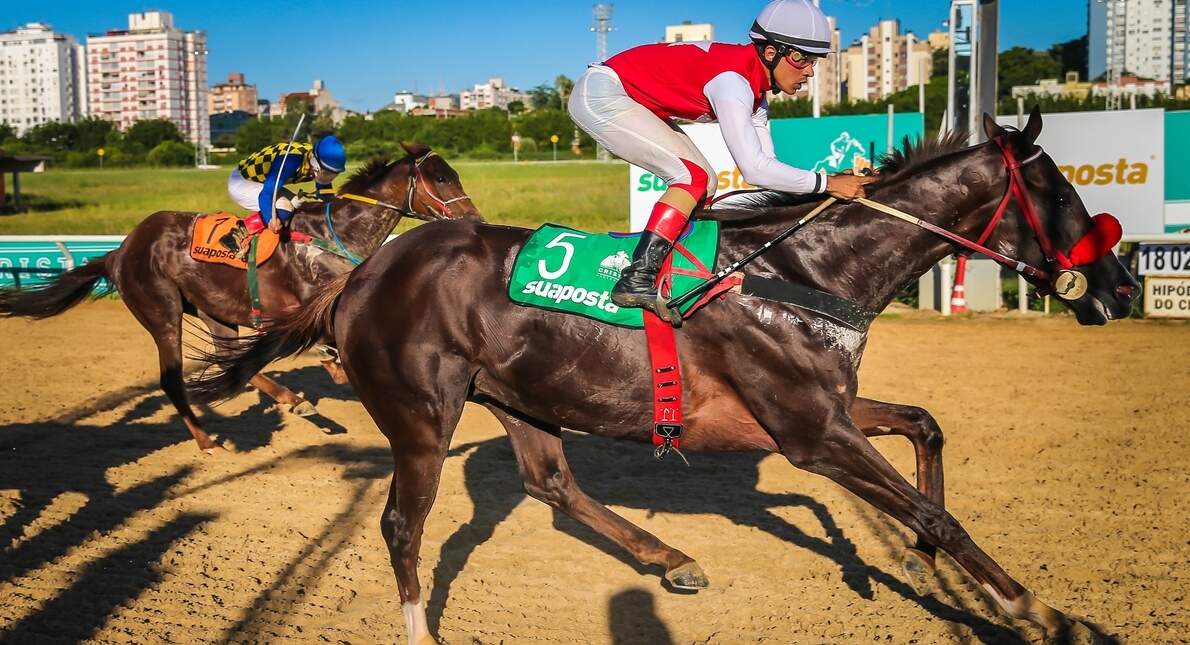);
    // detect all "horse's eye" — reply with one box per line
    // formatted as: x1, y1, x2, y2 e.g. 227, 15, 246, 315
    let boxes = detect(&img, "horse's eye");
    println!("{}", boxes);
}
436, 177, 446, 183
